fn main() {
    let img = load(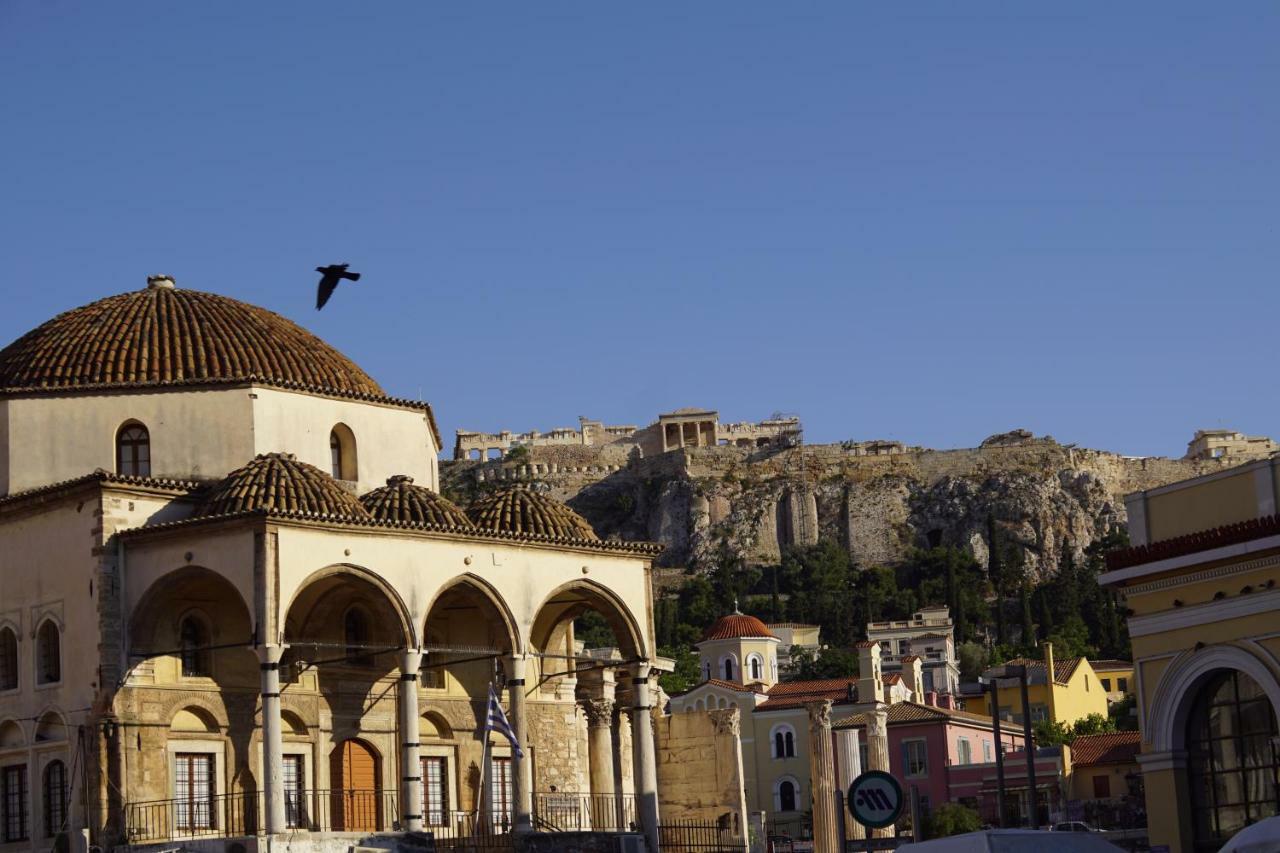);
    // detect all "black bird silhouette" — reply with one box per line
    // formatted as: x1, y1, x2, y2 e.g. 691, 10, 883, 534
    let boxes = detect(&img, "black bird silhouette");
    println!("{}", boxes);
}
315, 264, 361, 310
